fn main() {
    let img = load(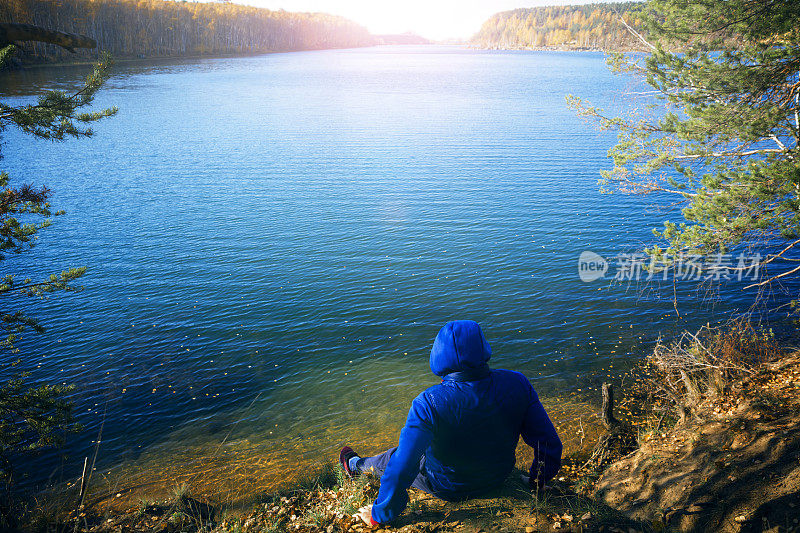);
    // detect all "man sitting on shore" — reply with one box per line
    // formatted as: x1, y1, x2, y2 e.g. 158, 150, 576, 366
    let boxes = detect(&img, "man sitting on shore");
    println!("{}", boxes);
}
339, 320, 562, 526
